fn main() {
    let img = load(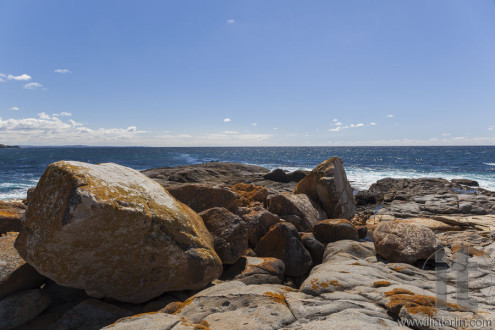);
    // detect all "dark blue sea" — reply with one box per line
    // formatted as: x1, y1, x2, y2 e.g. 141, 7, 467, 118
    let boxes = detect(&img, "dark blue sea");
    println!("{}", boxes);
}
1, 146, 494, 200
